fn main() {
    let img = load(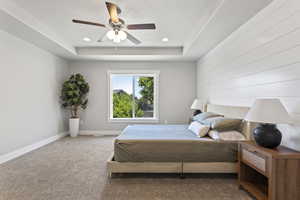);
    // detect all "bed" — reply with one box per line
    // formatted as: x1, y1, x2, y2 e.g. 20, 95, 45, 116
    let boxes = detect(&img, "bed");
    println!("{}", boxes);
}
107, 104, 253, 176
114, 125, 237, 163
